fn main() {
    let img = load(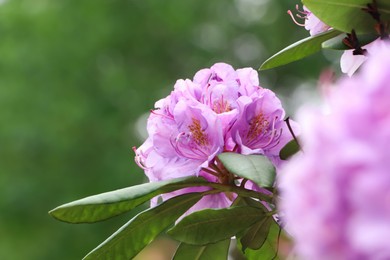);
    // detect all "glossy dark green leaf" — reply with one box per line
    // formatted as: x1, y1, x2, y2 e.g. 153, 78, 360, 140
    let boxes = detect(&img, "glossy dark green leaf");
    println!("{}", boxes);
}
218, 153, 275, 188
168, 206, 265, 245
303, 0, 390, 34
259, 29, 341, 70
49, 176, 207, 223
83, 192, 203, 260
240, 217, 272, 251
239, 218, 281, 260
243, 197, 270, 210
173, 240, 230, 260
279, 139, 300, 160
322, 33, 379, 50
